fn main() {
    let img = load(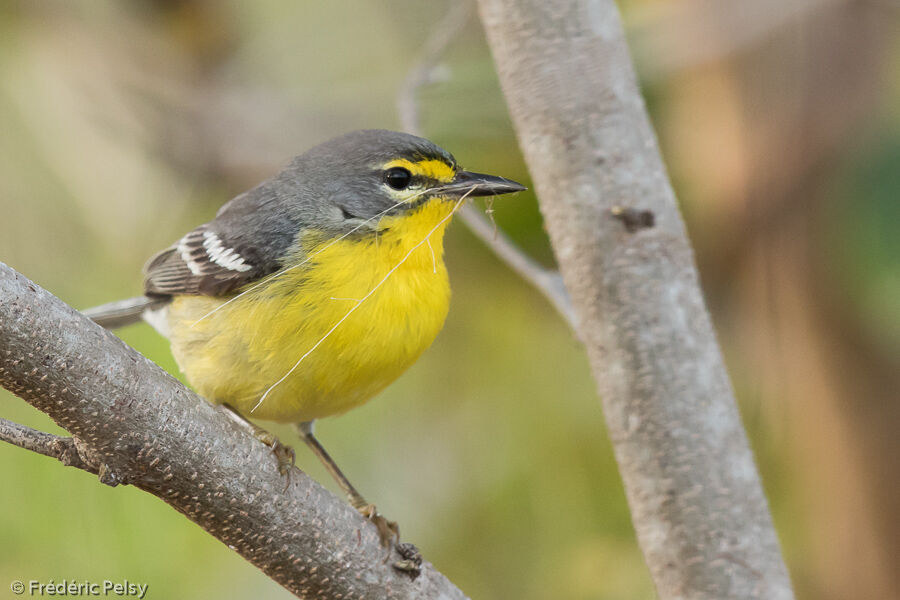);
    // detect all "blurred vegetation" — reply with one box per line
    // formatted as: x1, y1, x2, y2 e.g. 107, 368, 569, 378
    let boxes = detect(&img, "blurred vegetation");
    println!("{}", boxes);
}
1, 1, 897, 599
